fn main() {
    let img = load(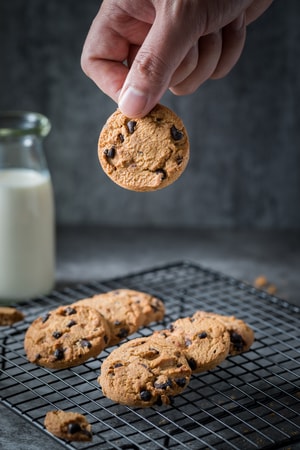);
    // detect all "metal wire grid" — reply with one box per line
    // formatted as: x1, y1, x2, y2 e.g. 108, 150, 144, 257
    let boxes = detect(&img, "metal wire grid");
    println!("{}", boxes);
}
0, 261, 299, 450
